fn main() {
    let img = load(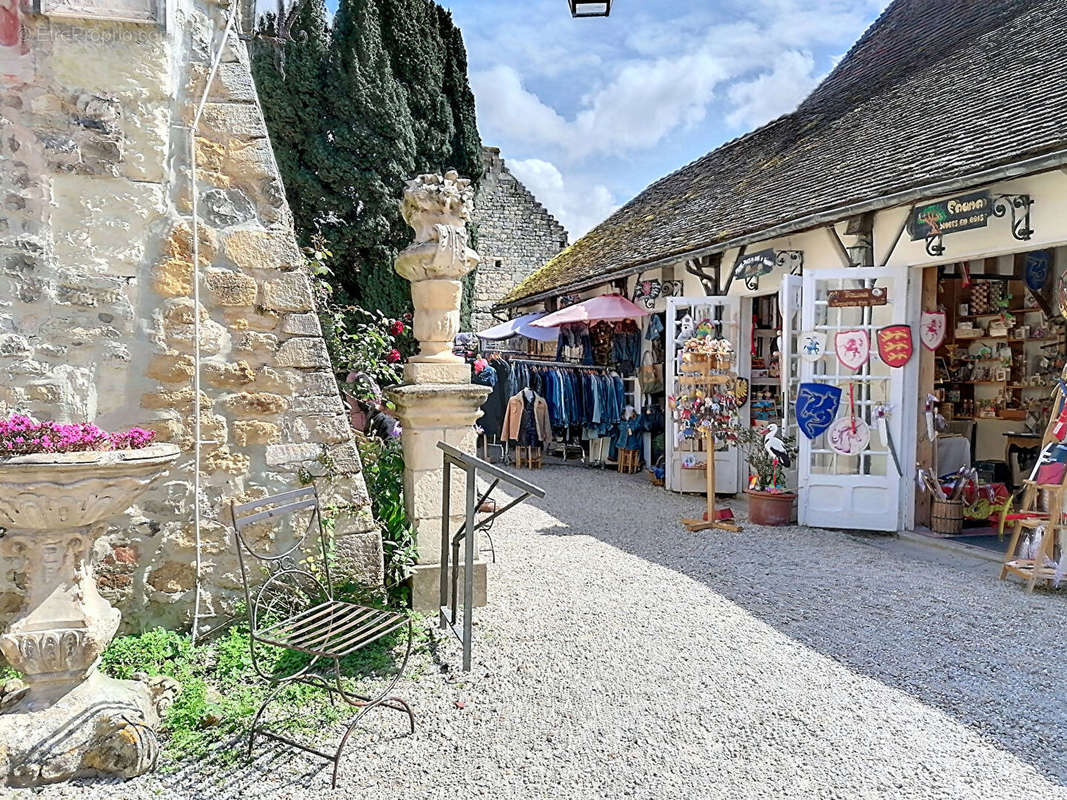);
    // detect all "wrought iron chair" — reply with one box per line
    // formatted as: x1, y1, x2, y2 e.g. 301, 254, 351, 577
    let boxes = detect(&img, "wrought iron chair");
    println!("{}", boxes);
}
230, 486, 414, 788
